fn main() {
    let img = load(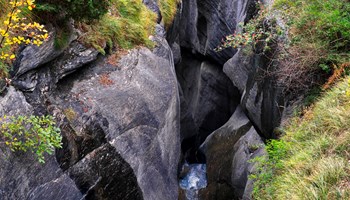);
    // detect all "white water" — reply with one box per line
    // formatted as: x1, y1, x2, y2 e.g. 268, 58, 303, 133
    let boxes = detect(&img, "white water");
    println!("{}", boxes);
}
179, 163, 207, 200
